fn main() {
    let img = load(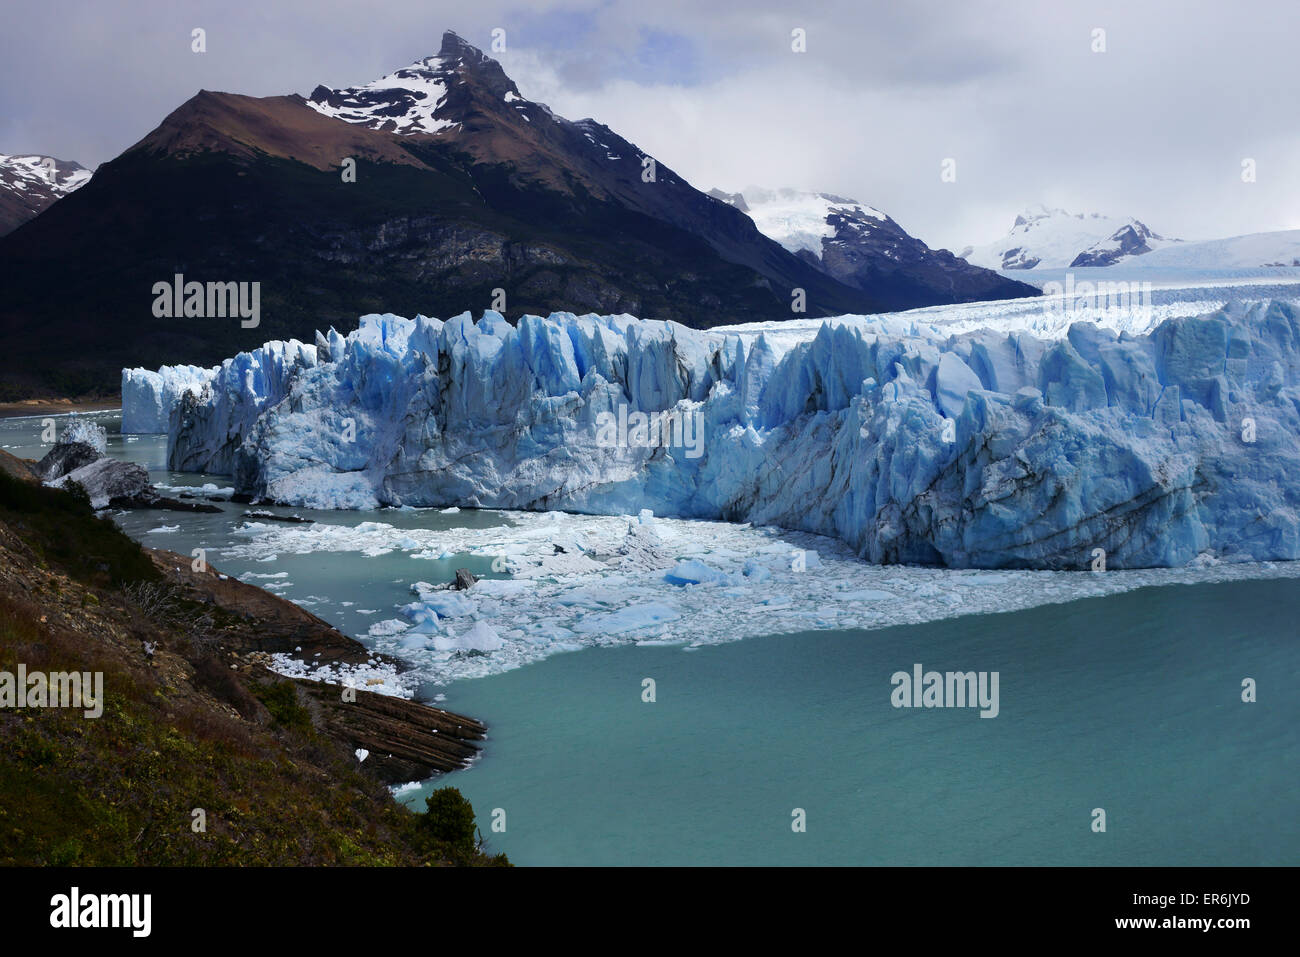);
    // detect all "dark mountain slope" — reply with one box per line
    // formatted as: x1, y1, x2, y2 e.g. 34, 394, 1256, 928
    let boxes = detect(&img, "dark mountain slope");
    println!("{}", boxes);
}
0, 32, 1029, 397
